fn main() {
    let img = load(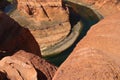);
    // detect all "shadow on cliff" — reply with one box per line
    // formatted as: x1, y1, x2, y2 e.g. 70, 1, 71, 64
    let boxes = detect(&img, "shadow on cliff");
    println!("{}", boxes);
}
45, 0, 103, 66
0, 11, 41, 59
